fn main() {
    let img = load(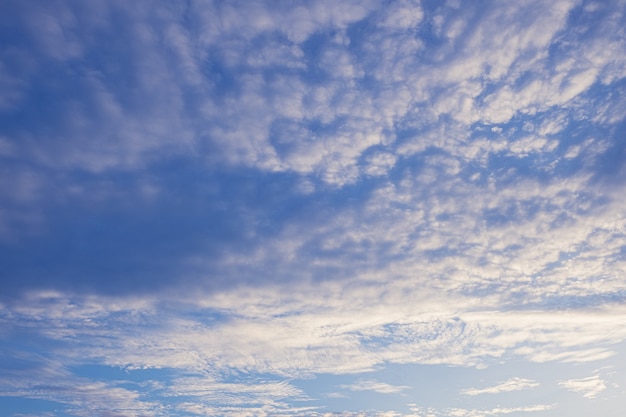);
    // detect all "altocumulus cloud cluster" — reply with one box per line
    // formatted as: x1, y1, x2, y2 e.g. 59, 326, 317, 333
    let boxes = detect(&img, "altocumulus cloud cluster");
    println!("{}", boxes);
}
1, 0, 626, 416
